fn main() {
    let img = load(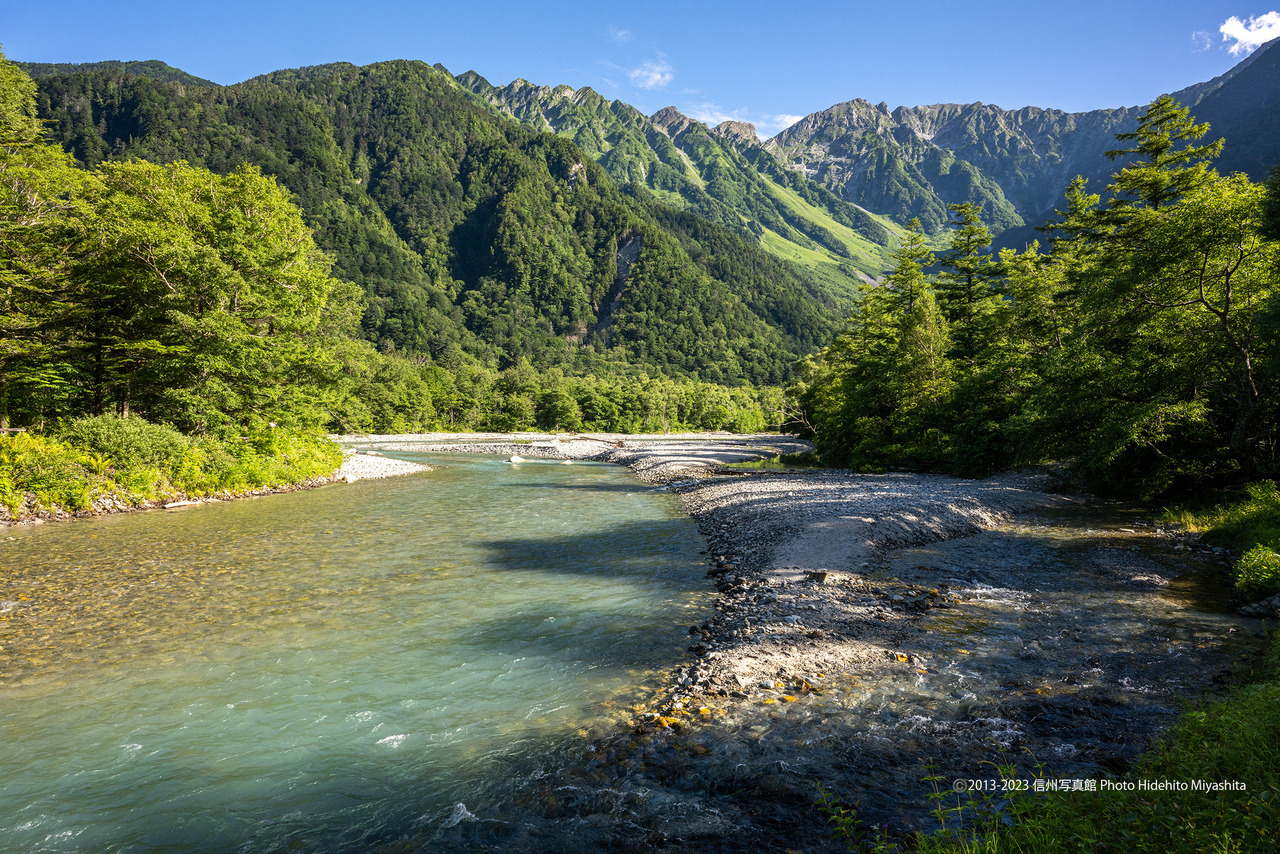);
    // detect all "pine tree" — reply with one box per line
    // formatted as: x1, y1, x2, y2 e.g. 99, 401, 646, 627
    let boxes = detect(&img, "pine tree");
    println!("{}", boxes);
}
936, 202, 996, 363
1103, 95, 1223, 217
